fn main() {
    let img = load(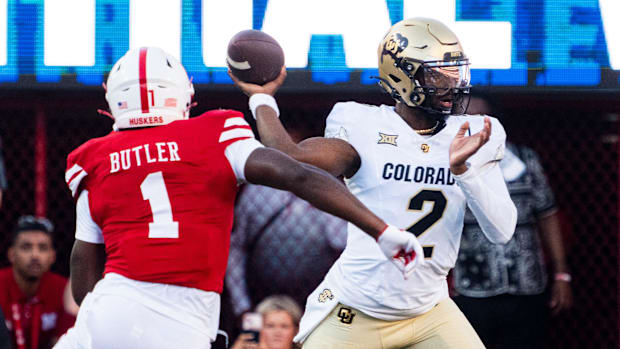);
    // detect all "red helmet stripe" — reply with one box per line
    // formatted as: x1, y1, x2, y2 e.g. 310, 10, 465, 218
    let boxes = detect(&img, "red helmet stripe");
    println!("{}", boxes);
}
139, 47, 149, 113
